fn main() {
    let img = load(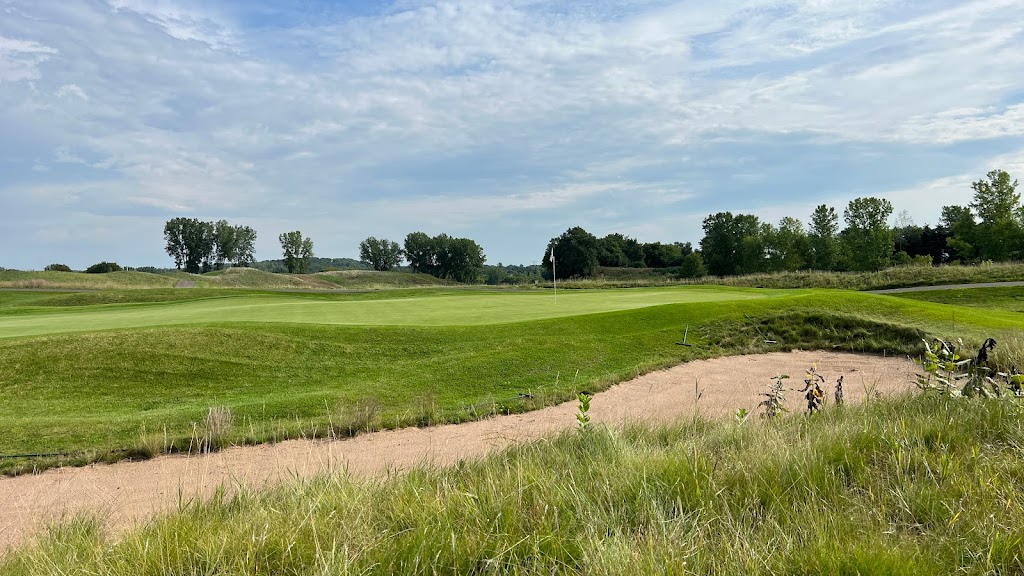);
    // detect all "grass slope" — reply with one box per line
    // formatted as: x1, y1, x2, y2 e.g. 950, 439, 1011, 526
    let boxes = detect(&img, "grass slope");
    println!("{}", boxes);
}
0, 267, 453, 291
5, 395, 1024, 574
0, 287, 1020, 472
893, 286, 1024, 313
